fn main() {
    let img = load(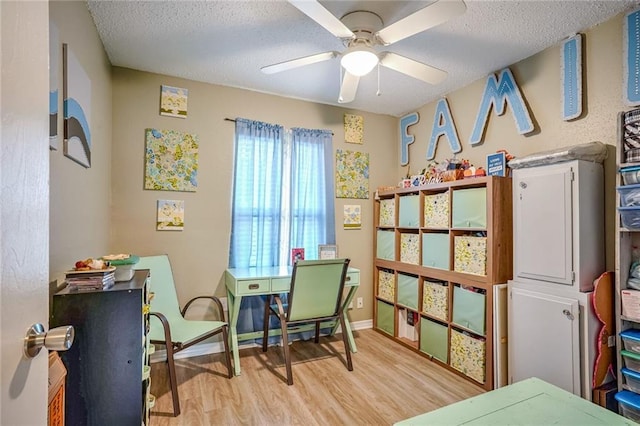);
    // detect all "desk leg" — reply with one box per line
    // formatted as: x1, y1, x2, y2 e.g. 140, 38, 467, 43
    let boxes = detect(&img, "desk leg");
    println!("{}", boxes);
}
226, 290, 242, 376
331, 286, 358, 353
